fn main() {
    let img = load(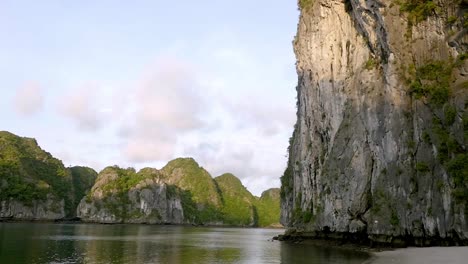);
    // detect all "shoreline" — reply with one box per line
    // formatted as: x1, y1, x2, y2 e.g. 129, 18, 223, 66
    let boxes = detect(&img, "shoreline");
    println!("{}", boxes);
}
274, 228, 468, 248
0, 218, 285, 229
275, 234, 468, 264
274, 235, 394, 253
